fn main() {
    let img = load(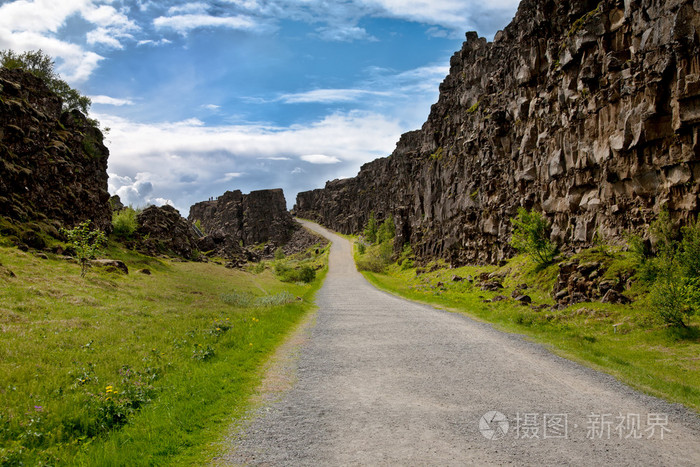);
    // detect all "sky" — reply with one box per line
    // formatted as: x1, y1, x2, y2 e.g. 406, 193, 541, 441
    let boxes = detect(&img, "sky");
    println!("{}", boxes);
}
0, 0, 520, 214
